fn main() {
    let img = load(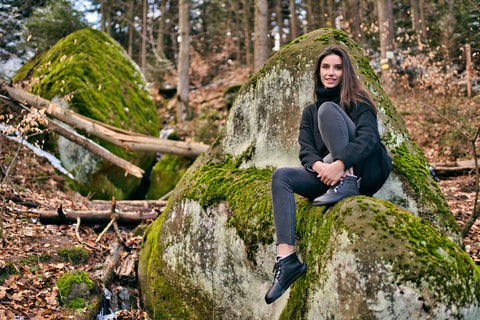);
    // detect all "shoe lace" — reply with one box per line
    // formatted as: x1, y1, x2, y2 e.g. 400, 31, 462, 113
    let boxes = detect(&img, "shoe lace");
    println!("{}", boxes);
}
332, 180, 344, 193
272, 261, 281, 280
